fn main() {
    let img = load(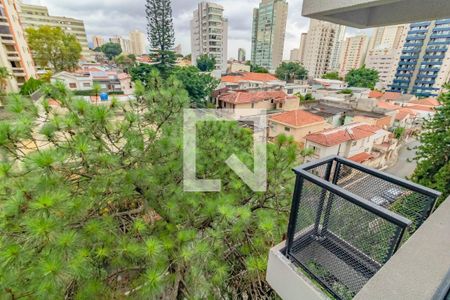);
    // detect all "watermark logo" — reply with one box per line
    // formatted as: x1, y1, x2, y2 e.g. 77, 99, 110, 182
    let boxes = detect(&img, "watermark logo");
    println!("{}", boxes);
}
183, 109, 267, 192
